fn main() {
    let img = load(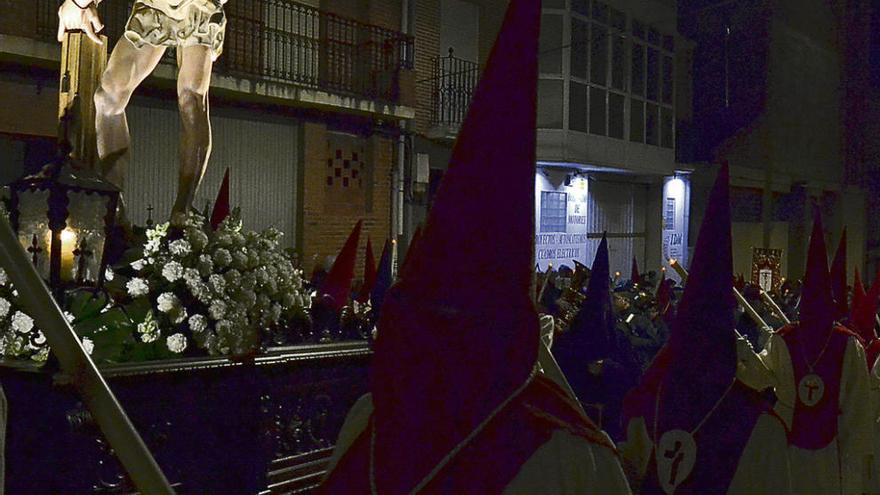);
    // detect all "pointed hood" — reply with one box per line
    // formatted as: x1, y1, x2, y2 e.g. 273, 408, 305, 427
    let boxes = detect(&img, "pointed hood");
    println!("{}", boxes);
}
319, 220, 362, 312
210, 168, 231, 230
796, 212, 836, 355
398, 224, 423, 280
830, 228, 848, 318
638, 163, 737, 431
369, 239, 393, 315
554, 235, 614, 396
631, 257, 641, 285
369, 1, 541, 492
850, 268, 879, 343
355, 237, 377, 303
656, 275, 673, 317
